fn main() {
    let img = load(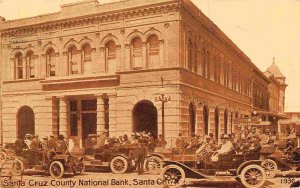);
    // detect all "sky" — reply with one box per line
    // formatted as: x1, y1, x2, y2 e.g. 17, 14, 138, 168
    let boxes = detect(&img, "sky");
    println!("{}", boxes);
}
0, 0, 299, 112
